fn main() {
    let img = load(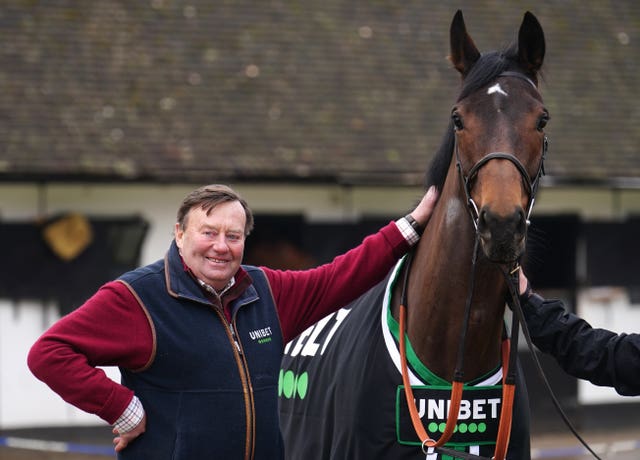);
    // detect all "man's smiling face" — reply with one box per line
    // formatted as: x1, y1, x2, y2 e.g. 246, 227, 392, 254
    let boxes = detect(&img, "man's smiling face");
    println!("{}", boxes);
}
175, 200, 246, 290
